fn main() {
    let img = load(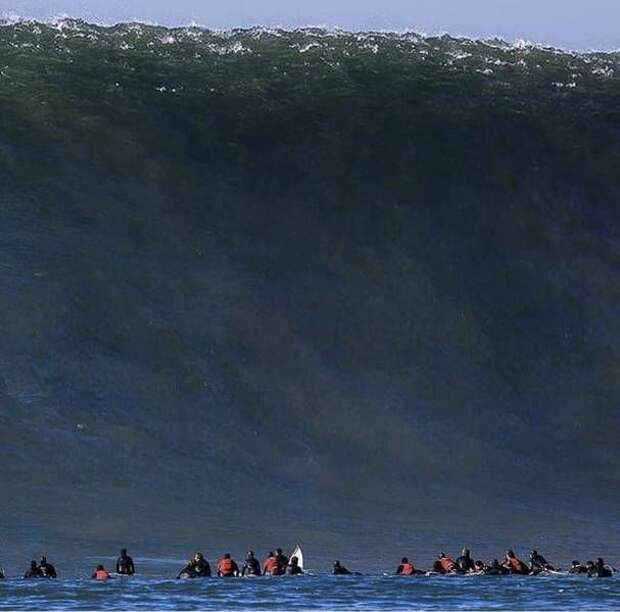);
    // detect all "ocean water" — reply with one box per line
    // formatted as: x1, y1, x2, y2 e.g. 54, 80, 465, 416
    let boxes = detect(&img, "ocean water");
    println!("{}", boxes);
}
1, 573, 619, 610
